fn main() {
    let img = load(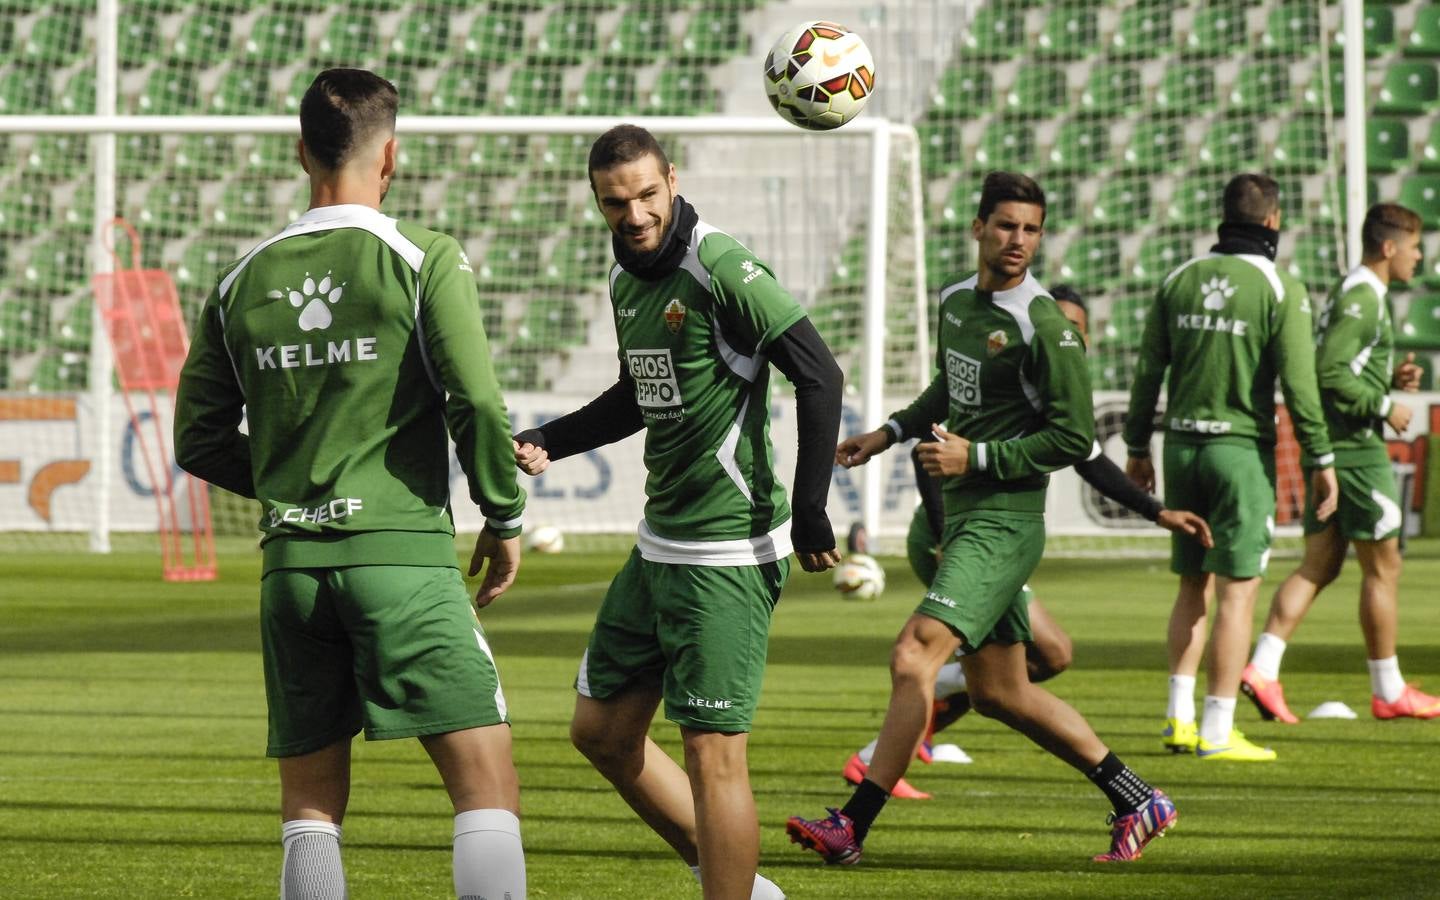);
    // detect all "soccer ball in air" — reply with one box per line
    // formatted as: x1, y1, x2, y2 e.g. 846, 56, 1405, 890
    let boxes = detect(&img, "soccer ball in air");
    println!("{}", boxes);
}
832, 554, 886, 600
763, 21, 876, 131
526, 524, 565, 554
